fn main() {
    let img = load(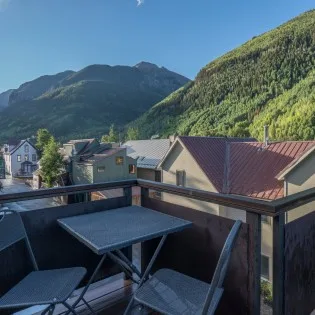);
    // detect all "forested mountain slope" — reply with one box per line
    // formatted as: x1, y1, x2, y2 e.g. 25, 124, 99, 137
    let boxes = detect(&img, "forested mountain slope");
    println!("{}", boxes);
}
0, 62, 189, 142
130, 10, 315, 141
